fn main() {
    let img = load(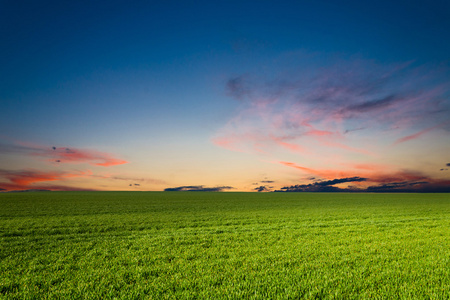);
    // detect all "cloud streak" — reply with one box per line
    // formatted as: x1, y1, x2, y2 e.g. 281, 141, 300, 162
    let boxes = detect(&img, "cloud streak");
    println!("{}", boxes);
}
0, 141, 128, 167
0, 169, 92, 186
164, 185, 234, 192
277, 177, 367, 192
393, 121, 449, 145
0, 169, 95, 191
38, 147, 128, 166
94, 174, 167, 185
